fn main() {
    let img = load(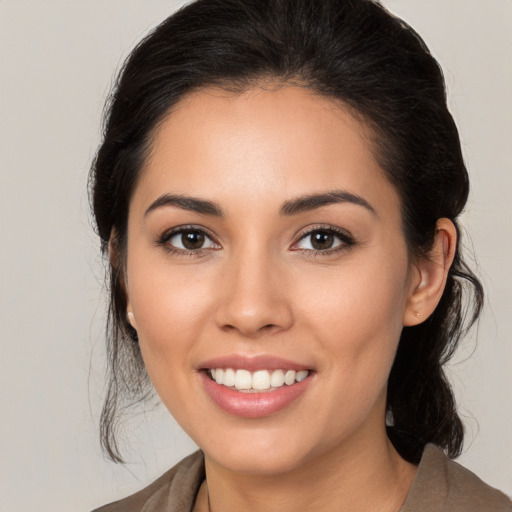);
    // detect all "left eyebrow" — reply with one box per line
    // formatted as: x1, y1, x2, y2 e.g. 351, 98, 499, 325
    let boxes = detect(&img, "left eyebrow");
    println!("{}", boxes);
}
280, 190, 376, 216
